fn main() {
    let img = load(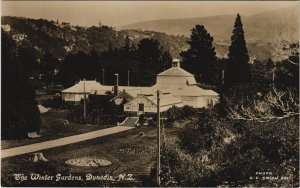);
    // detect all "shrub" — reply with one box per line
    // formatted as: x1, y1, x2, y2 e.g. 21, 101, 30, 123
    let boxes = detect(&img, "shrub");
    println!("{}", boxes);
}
163, 94, 299, 186
42, 96, 66, 109
66, 96, 125, 125
162, 106, 201, 126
